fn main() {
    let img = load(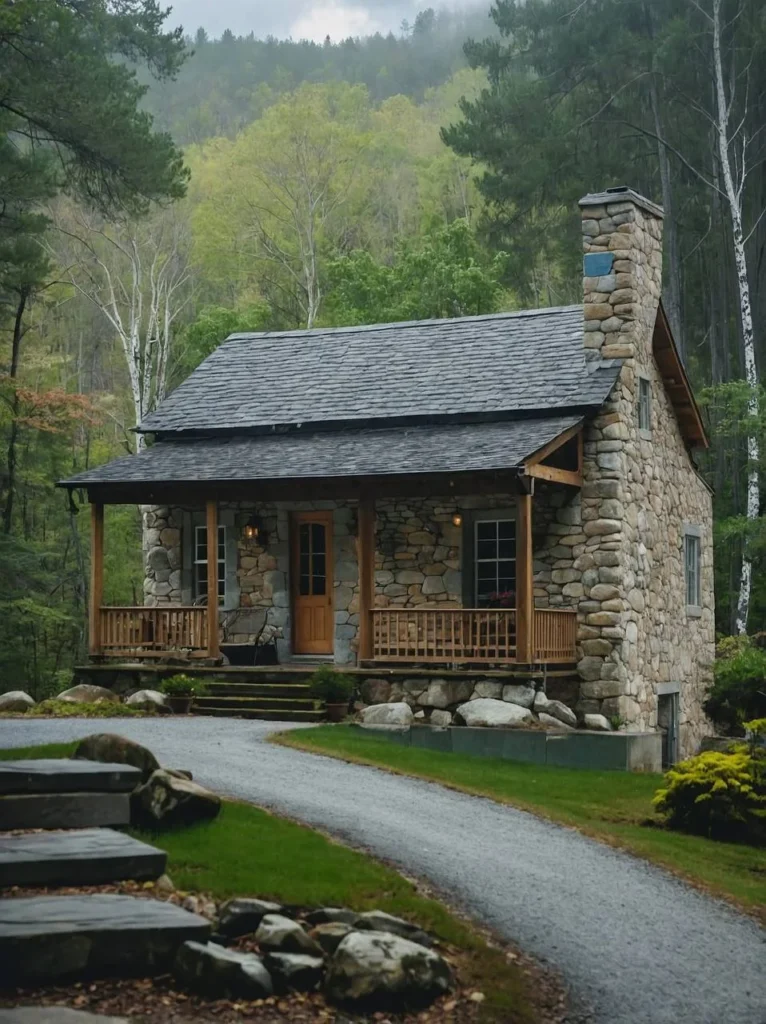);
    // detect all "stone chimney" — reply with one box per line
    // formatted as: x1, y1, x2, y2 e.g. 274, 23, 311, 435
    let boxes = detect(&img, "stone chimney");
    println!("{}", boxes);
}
579, 186, 664, 363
